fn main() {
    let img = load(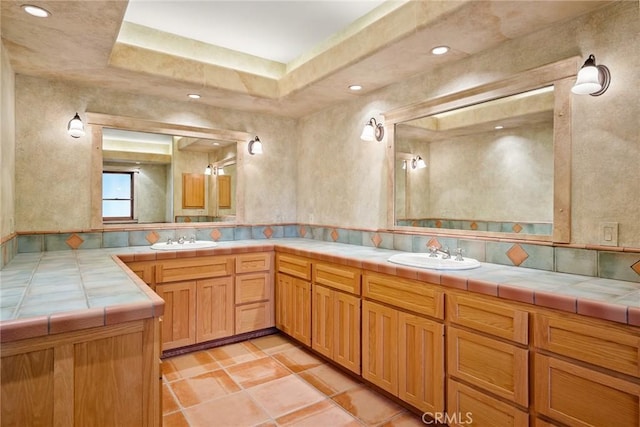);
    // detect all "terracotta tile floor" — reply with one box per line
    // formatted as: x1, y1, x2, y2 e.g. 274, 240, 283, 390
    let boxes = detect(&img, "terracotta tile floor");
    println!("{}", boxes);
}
162, 334, 426, 426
